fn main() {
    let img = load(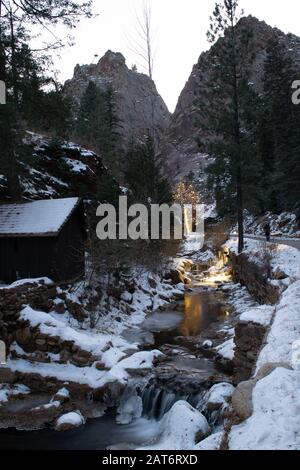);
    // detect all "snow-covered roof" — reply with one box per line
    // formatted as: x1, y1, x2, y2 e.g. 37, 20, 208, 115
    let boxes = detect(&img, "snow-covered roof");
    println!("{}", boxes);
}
0, 197, 81, 238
